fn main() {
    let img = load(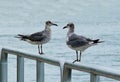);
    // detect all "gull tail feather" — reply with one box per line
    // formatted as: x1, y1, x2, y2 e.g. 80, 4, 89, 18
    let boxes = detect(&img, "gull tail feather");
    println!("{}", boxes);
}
16, 34, 29, 41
